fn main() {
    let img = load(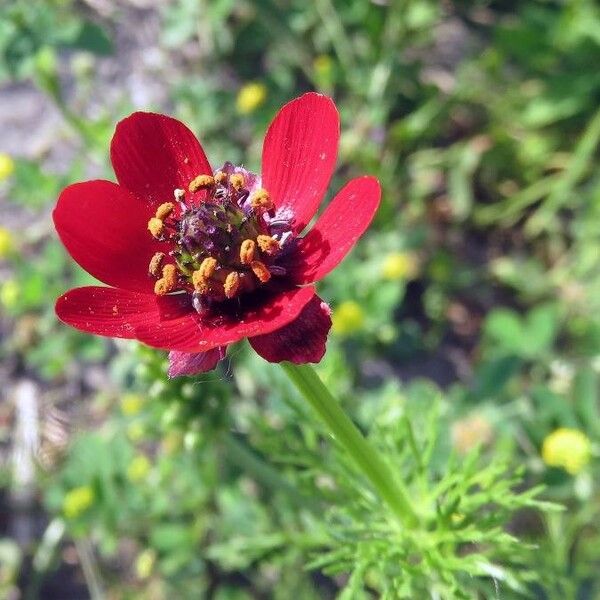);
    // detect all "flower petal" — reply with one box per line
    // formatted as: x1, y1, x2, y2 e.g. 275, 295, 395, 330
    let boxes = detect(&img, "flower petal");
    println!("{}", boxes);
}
110, 112, 212, 206
261, 93, 339, 233
135, 286, 317, 352
288, 176, 380, 284
168, 346, 227, 378
53, 180, 167, 293
55, 286, 189, 338
249, 295, 332, 364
